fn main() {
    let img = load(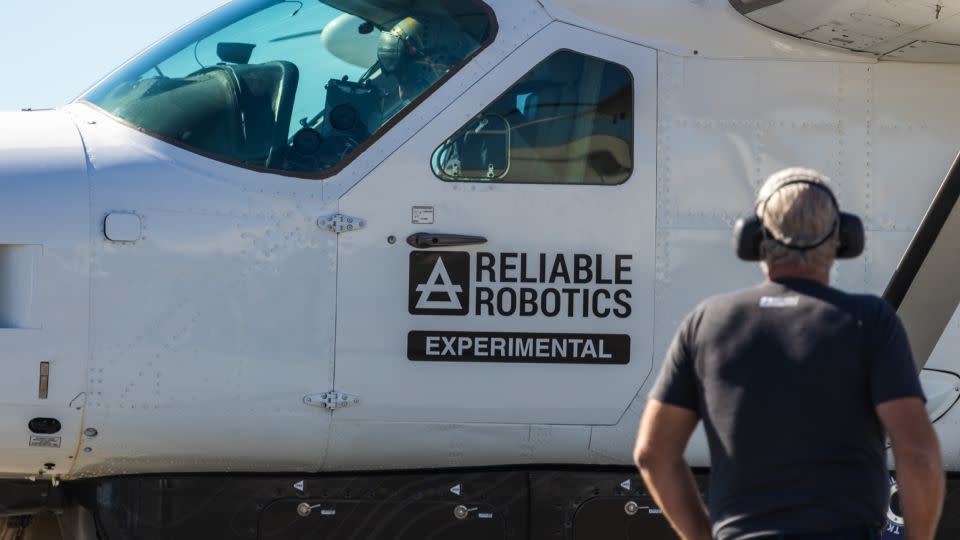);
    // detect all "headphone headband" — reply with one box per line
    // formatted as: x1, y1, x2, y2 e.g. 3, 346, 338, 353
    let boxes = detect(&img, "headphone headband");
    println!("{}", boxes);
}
733, 170, 865, 262
758, 178, 840, 252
